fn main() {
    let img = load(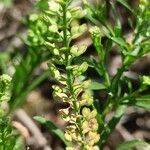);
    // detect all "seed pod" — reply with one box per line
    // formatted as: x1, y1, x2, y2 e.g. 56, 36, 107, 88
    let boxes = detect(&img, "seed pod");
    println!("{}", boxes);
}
73, 62, 88, 76
70, 44, 87, 57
